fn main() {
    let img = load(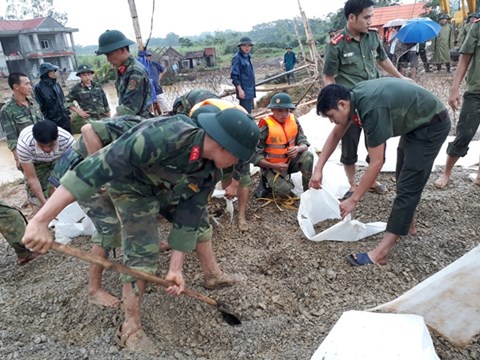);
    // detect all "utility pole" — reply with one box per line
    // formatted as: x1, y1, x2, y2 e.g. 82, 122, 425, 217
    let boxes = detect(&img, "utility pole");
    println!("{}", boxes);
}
127, 0, 145, 51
